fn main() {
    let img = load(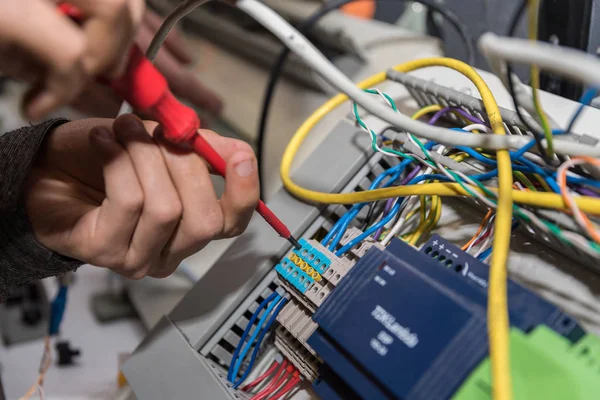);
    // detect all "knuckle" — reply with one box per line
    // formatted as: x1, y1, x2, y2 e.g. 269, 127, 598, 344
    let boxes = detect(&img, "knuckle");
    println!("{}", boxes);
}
224, 225, 246, 239
119, 189, 144, 215
56, 39, 86, 74
126, 267, 149, 280
146, 199, 182, 226
231, 139, 255, 155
